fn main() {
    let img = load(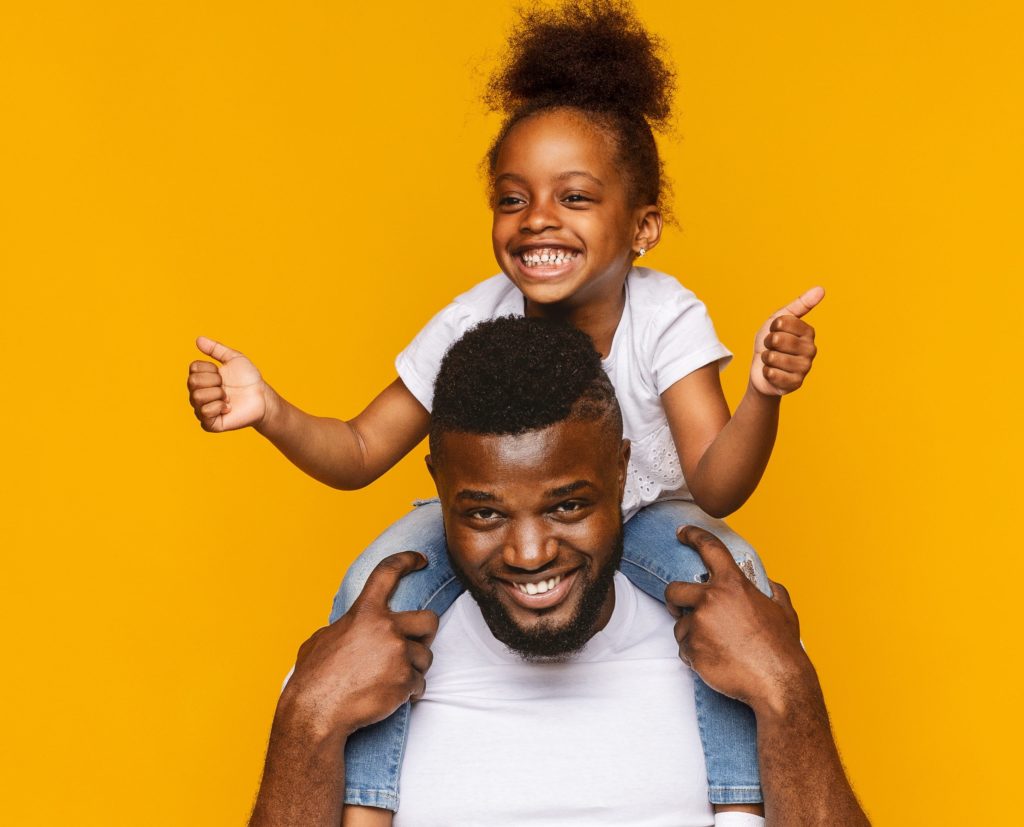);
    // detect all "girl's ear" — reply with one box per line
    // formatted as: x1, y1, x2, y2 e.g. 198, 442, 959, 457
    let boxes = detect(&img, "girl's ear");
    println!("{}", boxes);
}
632, 207, 663, 257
